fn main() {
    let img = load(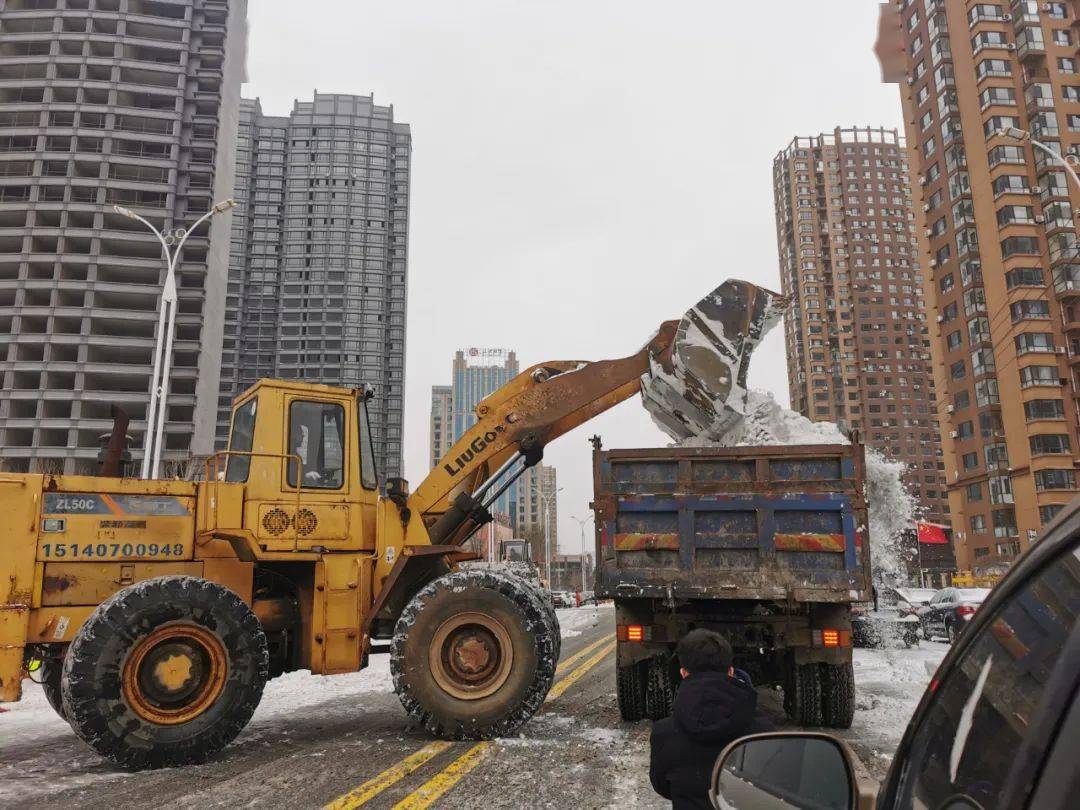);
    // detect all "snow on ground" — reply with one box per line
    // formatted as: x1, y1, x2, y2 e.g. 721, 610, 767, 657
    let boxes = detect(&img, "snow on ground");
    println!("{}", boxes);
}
844, 641, 948, 778
555, 604, 603, 638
